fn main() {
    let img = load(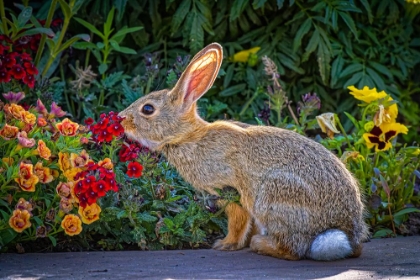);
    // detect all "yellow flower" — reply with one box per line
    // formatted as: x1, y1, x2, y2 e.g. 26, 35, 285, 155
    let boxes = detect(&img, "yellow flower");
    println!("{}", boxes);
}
363, 122, 408, 152
15, 162, 39, 192
61, 214, 83, 236
373, 100, 398, 127
2, 157, 14, 166
15, 197, 33, 212
22, 111, 36, 125
9, 209, 32, 233
78, 203, 101, 224
70, 150, 90, 168
58, 152, 72, 172
231, 47, 261, 63
36, 140, 51, 160
64, 167, 83, 181
0, 124, 19, 140
98, 157, 113, 170
56, 118, 79, 136
34, 162, 54, 184
4, 103, 26, 120
347, 86, 388, 103
316, 113, 340, 139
